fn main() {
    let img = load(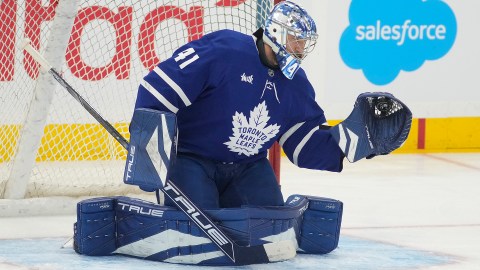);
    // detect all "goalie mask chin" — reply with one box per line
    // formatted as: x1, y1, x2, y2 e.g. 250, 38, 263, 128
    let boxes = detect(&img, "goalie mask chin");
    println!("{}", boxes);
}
263, 1, 318, 80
